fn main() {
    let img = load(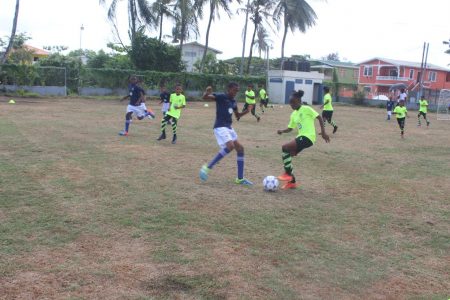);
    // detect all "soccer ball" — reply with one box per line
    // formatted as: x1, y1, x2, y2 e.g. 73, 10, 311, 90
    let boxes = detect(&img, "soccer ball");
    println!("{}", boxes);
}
263, 175, 279, 192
